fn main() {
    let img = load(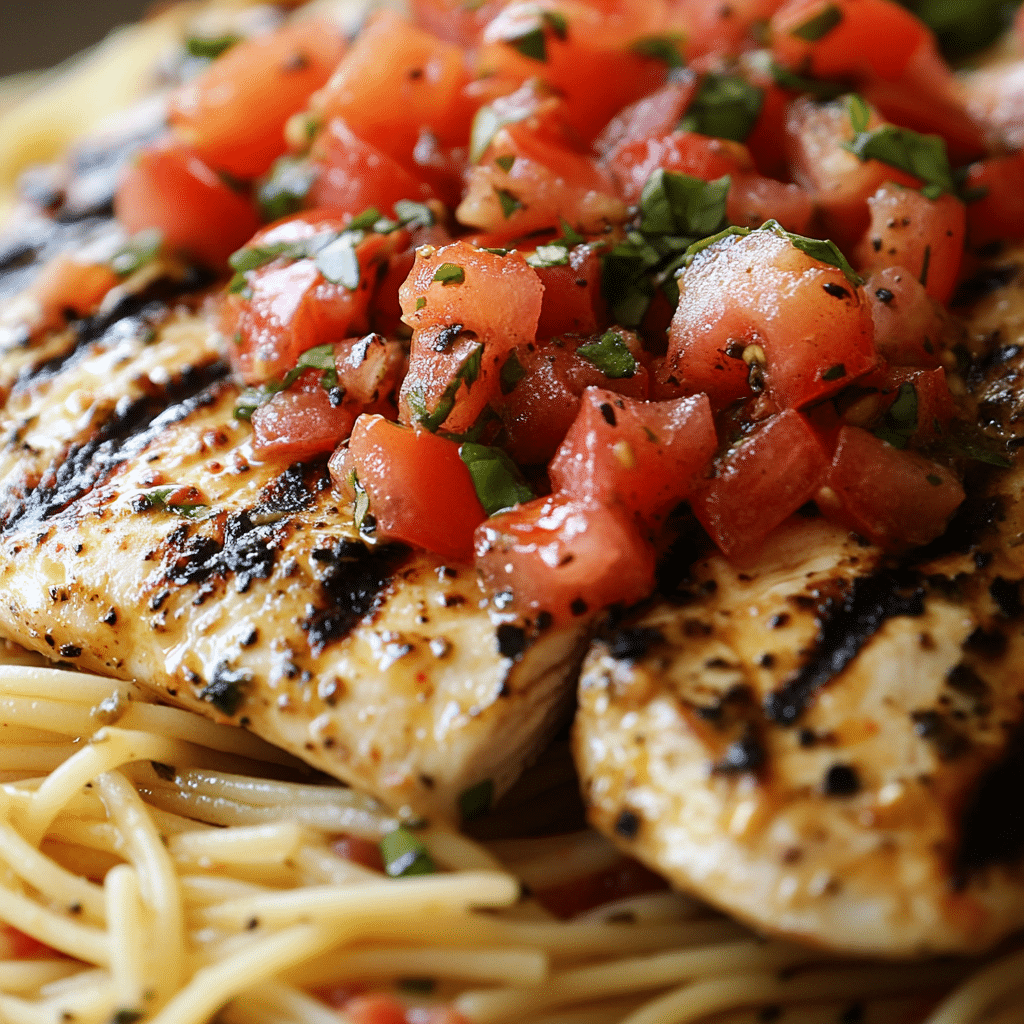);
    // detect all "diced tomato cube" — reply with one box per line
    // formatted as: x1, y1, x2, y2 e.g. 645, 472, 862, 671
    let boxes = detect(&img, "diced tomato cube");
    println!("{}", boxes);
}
307, 120, 438, 216
534, 244, 607, 338
819, 425, 964, 548
863, 267, 946, 368
664, 225, 877, 410
251, 371, 355, 460
727, 175, 814, 235
334, 415, 485, 563
115, 140, 260, 270
690, 408, 832, 564
474, 495, 655, 625
962, 151, 1024, 249
594, 80, 697, 161
169, 19, 345, 180
31, 255, 119, 328
853, 183, 965, 305
549, 388, 717, 525
398, 242, 543, 432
